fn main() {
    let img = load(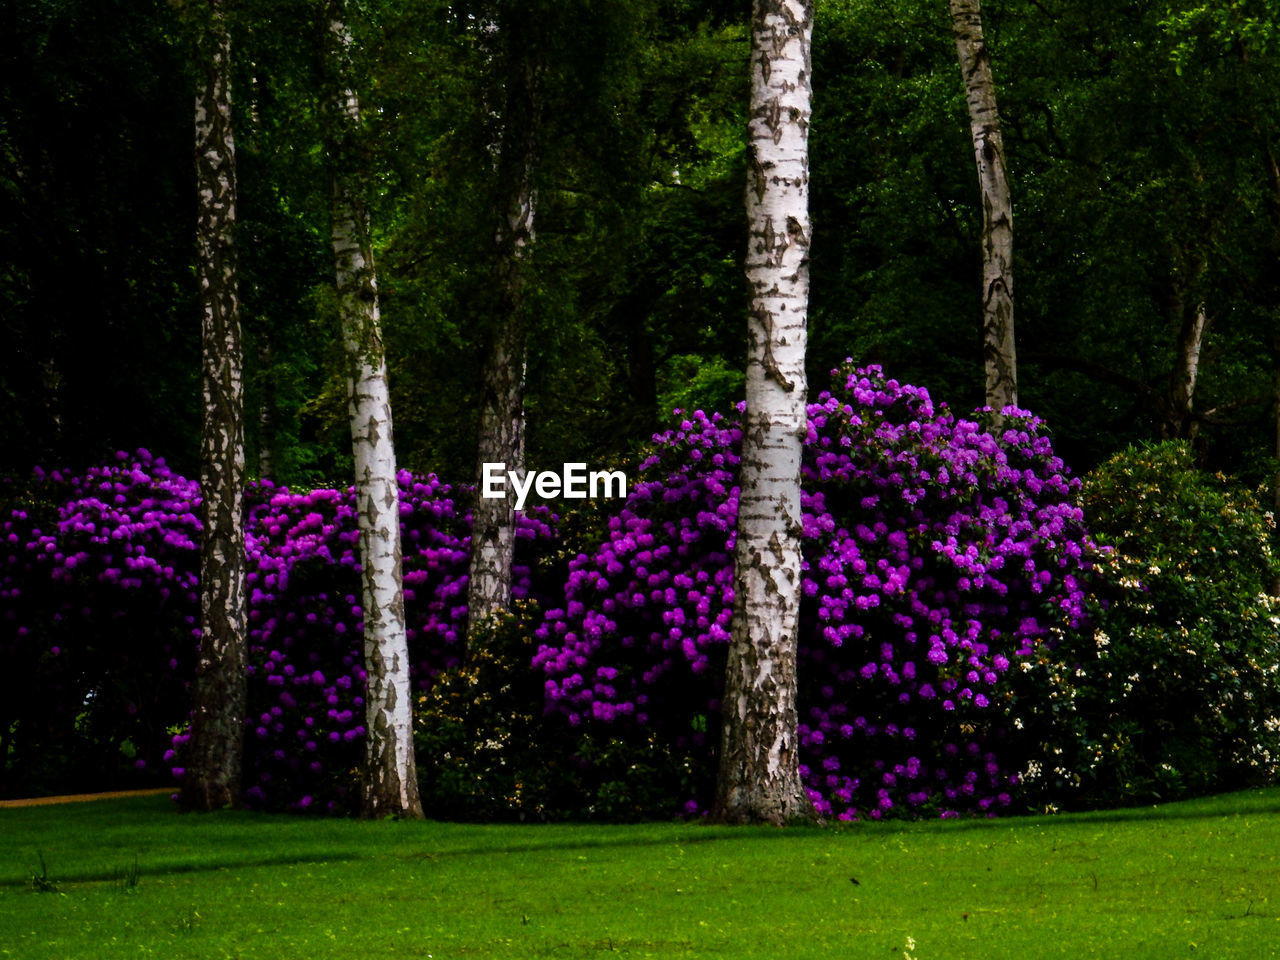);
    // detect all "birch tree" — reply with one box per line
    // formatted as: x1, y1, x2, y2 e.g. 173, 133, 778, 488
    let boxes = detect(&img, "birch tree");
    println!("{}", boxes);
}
1165, 243, 1209, 440
949, 0, 1016, 412
1269, 153, 1280, 595
712, 0, 813, 826
324, 2, 422, 819
182, 0, 248, 811
467, 13, 540, 644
